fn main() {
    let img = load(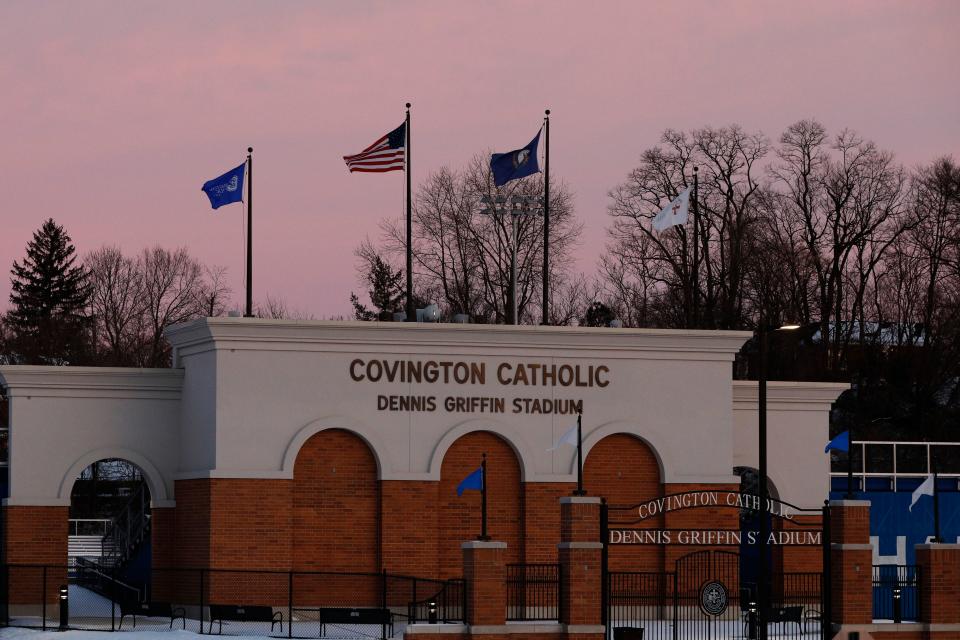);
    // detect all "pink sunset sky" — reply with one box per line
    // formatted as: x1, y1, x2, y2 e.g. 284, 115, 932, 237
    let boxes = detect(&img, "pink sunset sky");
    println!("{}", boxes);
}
2, 1, 958, 318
